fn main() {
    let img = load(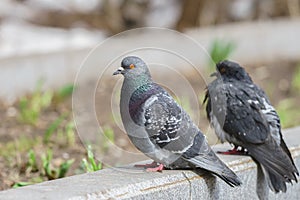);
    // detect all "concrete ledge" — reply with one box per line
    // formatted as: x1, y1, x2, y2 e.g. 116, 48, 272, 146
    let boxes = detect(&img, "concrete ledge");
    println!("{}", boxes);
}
0, 127, 299, 200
